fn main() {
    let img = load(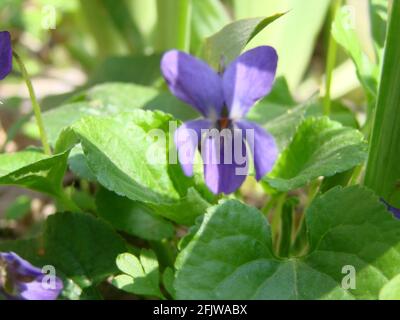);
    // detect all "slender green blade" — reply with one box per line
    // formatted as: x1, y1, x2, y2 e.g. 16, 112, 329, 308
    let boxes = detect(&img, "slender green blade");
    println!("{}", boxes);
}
365, 1, 400, 207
